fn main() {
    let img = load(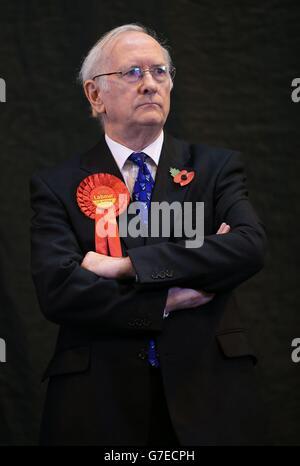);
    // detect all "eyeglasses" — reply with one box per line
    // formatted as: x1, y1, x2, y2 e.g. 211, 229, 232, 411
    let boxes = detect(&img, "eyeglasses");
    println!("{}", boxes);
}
92, 65, 176, 84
